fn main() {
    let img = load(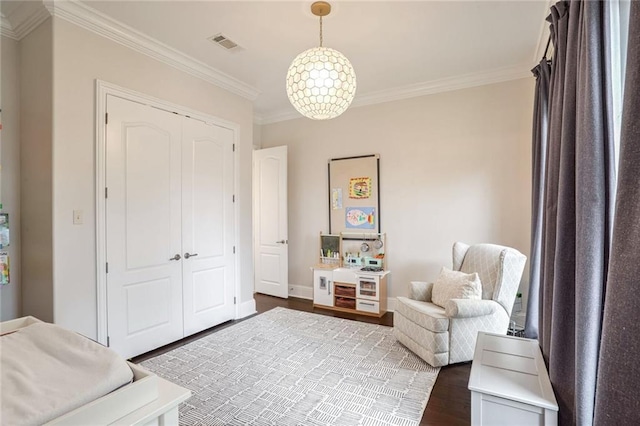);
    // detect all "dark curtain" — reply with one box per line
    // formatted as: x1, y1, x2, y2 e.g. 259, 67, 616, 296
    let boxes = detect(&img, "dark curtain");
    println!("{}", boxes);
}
538, 1, 615, 424
594, 1, 640, 423
525, 59, 551, 340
